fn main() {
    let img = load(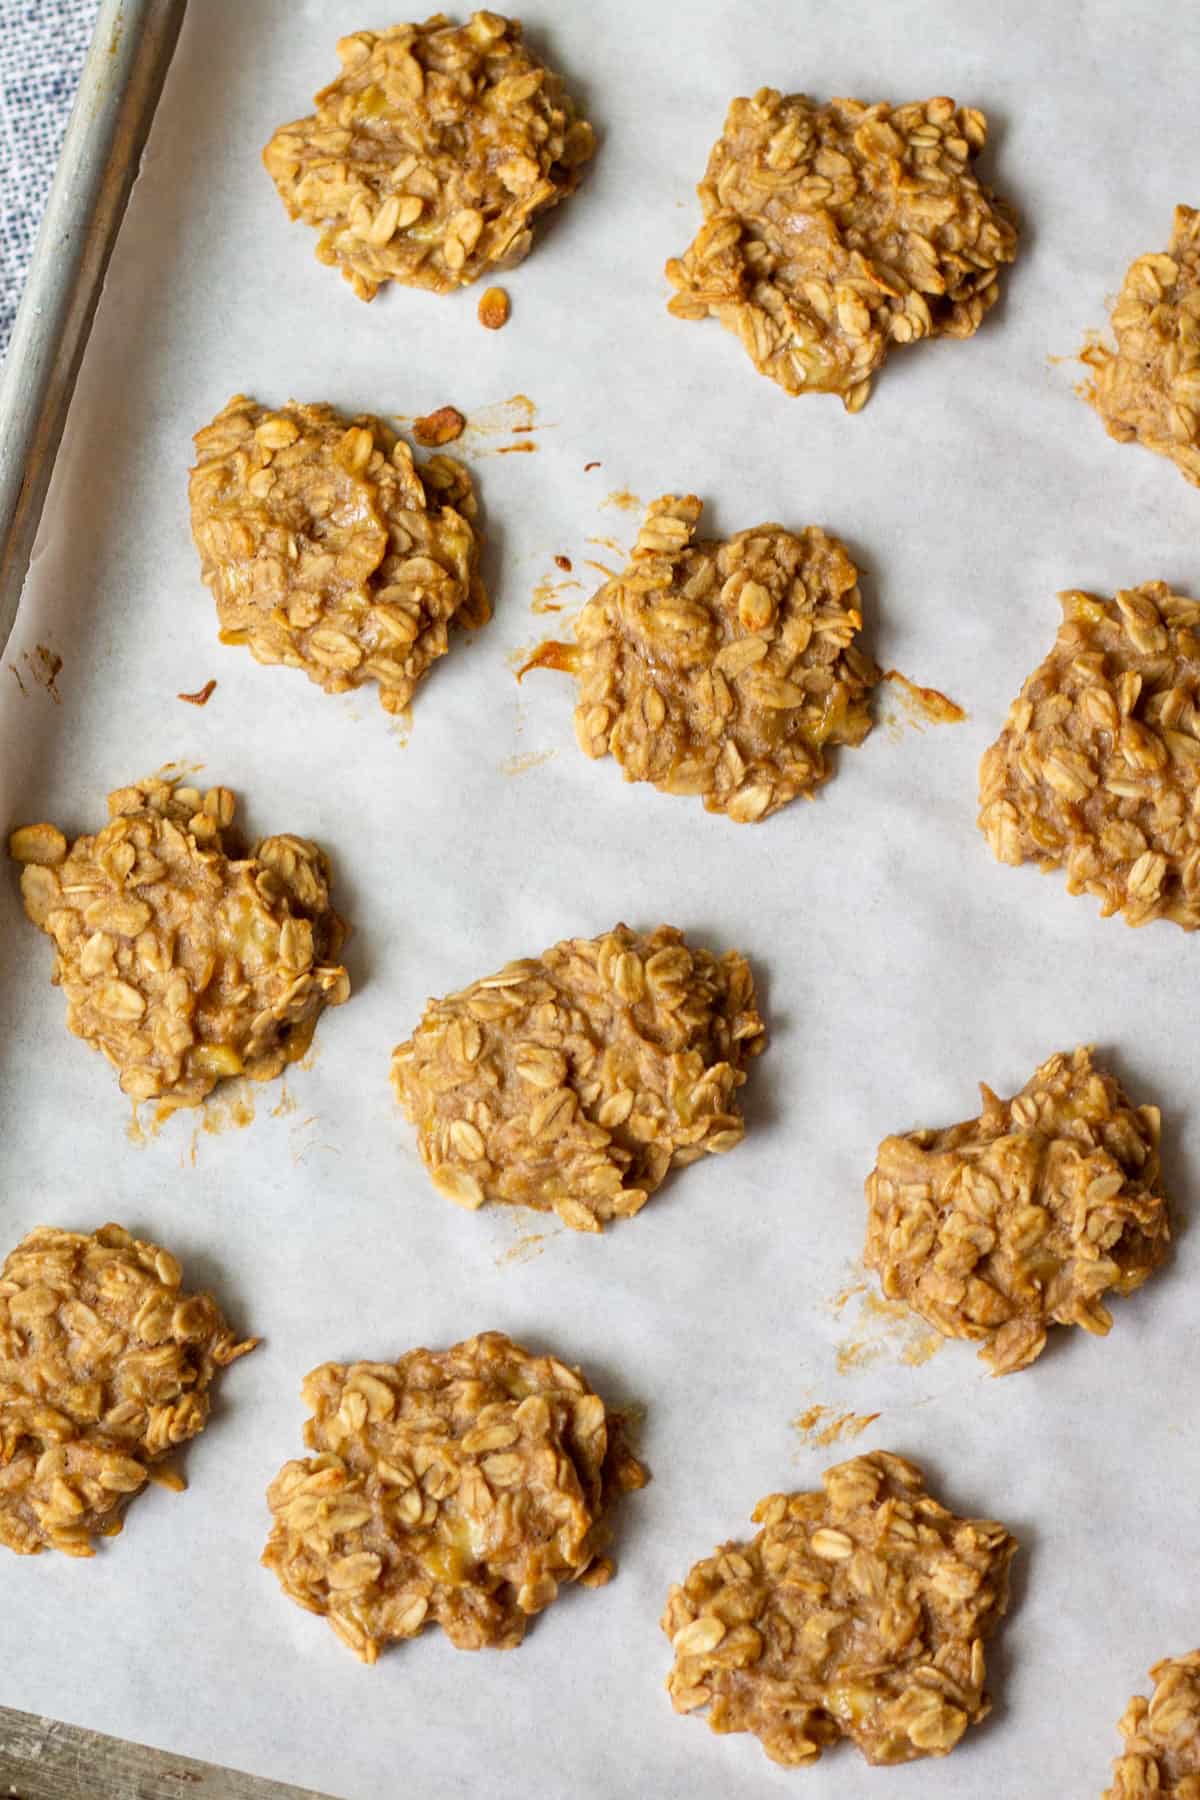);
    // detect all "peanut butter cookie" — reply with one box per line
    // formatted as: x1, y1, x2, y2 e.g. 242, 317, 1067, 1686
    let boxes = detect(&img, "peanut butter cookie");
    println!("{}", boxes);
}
663, 1451, 1016, 1767
573, 495, 878, 821
263, 1331, 645, 1661
667, 91, 1017, 409
1082, 206, 1200, 489
865, 1047, 1169, 1375
190, 396, 487, 717
10, 777, 349, 1107
979, 584, 1200, 928
263, 14, 594, 300
391, 923, 765, 1231
0, 1223, 256, 1556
